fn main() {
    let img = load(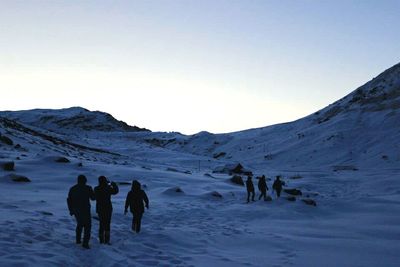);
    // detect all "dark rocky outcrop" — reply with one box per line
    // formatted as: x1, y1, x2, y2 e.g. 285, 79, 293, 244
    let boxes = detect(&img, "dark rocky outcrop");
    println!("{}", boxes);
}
2, 161, 15, 171
214, 163, 252, 176
302, 199, 317, 206
230, 175, 244, 186
0, 135, 13, 145
10, 174, 31, 182
210, 191, 223, 198
55, 157, 70, 163
284, 188, 302, 196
